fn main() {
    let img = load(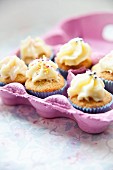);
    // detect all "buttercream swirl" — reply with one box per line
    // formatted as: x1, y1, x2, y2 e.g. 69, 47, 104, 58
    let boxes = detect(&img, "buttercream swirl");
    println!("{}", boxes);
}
26, 58, 59, 83
98, 51, 113, 73
68, 71, 106, 102
0, 55, 27, 80
20, 36, 52, 64
56, 38, 91, 66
